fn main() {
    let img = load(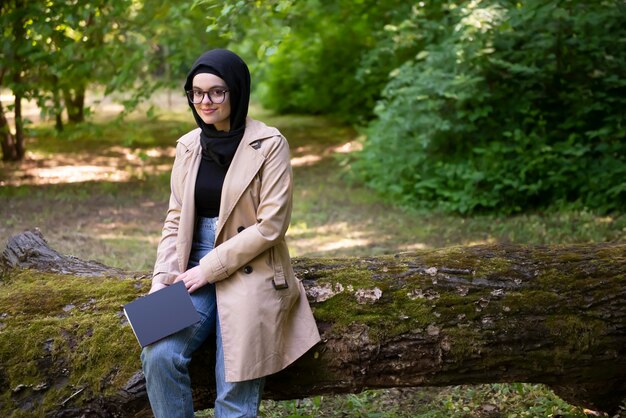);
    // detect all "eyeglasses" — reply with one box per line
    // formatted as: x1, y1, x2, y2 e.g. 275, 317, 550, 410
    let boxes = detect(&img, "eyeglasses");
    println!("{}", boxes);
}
186, 88, 229, 104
